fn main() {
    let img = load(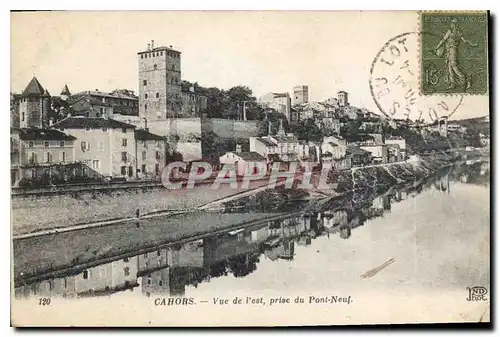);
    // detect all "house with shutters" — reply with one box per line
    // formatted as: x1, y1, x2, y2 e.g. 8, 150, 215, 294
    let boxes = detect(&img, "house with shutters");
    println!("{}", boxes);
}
12, 128, 76, 186
134, 128, 168, 180
53, 116, 137, 179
